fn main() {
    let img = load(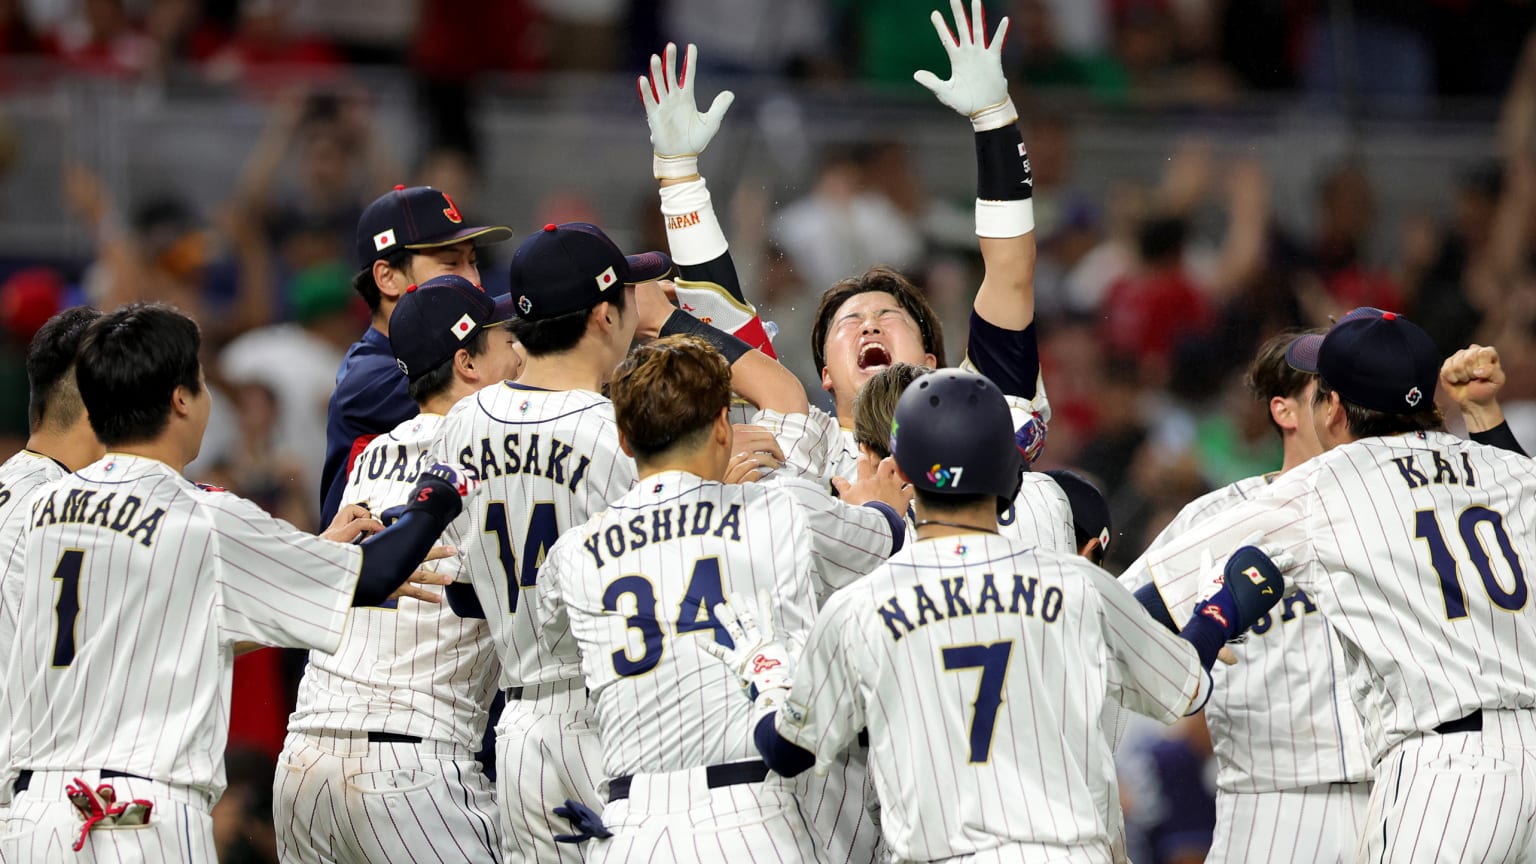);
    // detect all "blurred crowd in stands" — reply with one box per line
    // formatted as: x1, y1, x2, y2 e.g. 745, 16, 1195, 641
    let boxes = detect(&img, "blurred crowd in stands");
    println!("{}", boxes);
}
0, 1, 1534, 861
